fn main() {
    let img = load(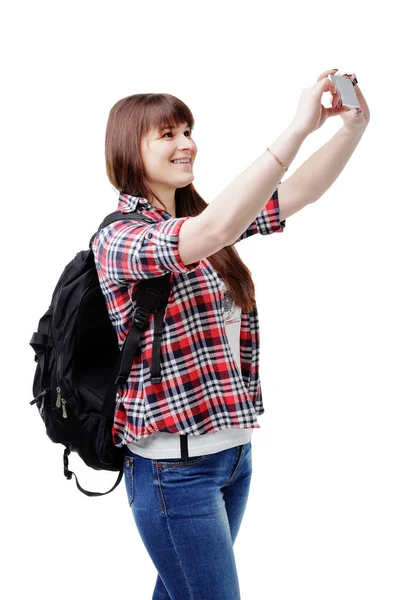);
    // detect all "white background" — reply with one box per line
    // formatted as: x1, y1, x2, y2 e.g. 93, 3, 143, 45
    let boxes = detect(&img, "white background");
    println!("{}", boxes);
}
1, 1, 399, 598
